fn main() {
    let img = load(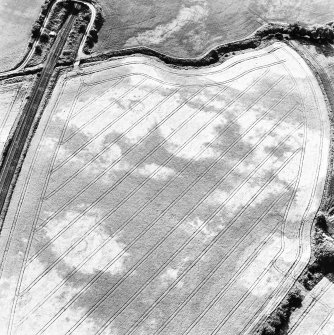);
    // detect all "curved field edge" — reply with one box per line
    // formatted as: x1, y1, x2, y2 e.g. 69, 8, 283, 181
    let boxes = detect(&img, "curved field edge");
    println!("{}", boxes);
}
259, 40, 334, 335
0, 42, 330, 335
241, 42, 332, 335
